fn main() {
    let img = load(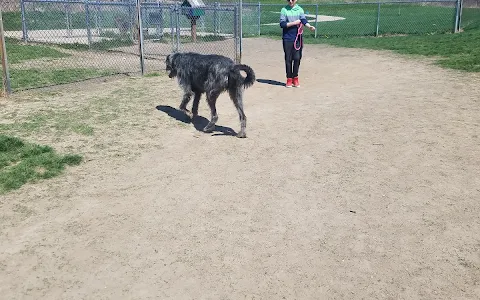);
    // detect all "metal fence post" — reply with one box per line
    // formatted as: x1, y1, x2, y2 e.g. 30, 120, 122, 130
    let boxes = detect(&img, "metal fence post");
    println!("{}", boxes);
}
85, 0, 92, 47
239, 0, 242, 63
454, 0, 463, 32
213, 2, 218, 36
159, 3, 164, 38
136, 0, 145, 75
234, 5, 239, 63
258, 2, 261, 36
170, 5, 175, 52
21, 0, 28, 41
375, 2, 381, 36
175, 3, 180, 53
127, 1, 133, 41
458, 0, 463, 31
315, 4, 318, 38
95, 2, 101, 36
65, 4, 72, 37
